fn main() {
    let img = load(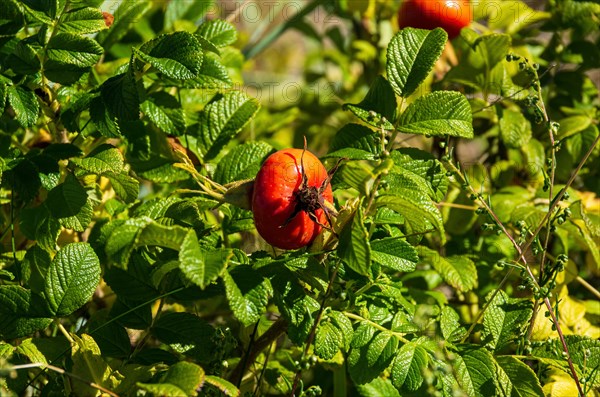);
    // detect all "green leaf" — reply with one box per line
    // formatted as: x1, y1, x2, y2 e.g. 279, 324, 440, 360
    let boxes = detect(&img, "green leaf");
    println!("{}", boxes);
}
376, 192, 446, 244
44, 242, 101, 316
355, 377, 401, 397
89, 96, 121, 137
0, 286, 52, 339
103, 255, 158, 302
0, 0, 24, 36
213, 141, 273, 184
440, 306, 466, 343
271, 270, 320, 344
222, 266, 272, 327
70, 333, 117, 397
187, 54, 233, 88
72, 144, 123, 174
141, 92, 185, 136
338, 205, 371, 277
397, 91, 474, 138
152, 312, 215, 354
135, 31, 203, 80
455, 346, 498, 397
138, 362, 205, 397
19, 205, 61, 252
343, 76, 397, 129
348, 330, 398, 384
96, 0, 152, 50
100, 69, 140, 121
500, 108, 532, 149
45, 174, 93, 232
482, 291, 532, 352
371, 238, 419, 272
390, 148, 449, 202
45, 33, 103, 84
59, 7, 107, 34
204, 375, 239, 397
386, 28, 447, 97
196, 19, 237, 47
87, 312, 131, 359
327, 123, 381, 160
7, 85, 39, 127
496, 356, 544, 397
105, 171, 139, 203
179, 231, 228, 289
7, 40, 41, 75
315, 321, 344, 360
421, 248, 477, 292
391, 342, 428, 391
193, 91, 260, 161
